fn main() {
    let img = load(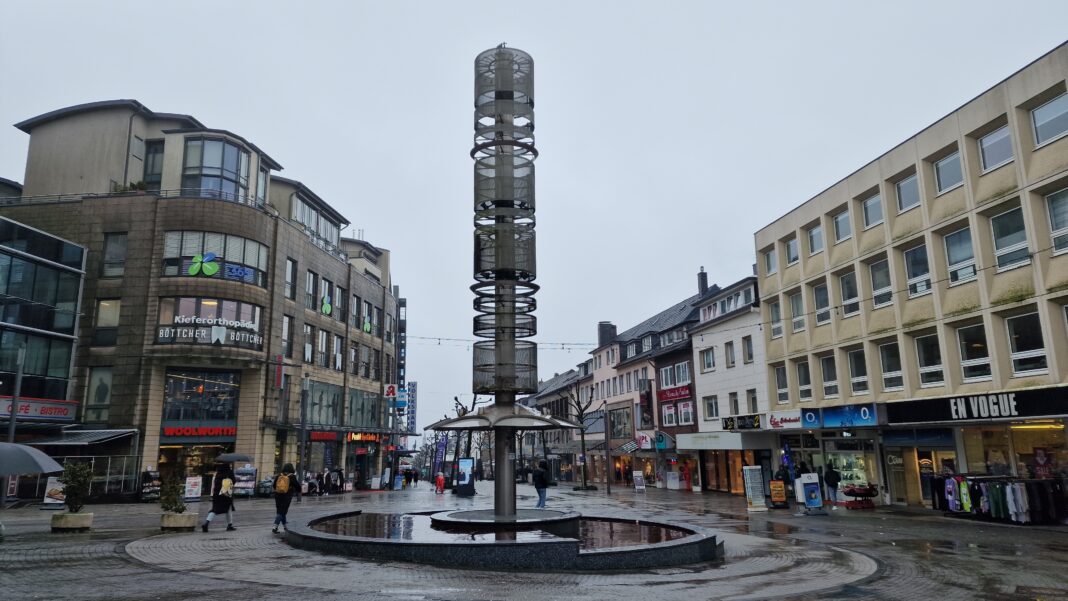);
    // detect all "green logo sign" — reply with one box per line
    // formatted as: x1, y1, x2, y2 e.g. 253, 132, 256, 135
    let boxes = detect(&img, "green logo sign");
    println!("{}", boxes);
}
320, 295, 332, 315
188, 253, 220, 276
363, 318, 372, 333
